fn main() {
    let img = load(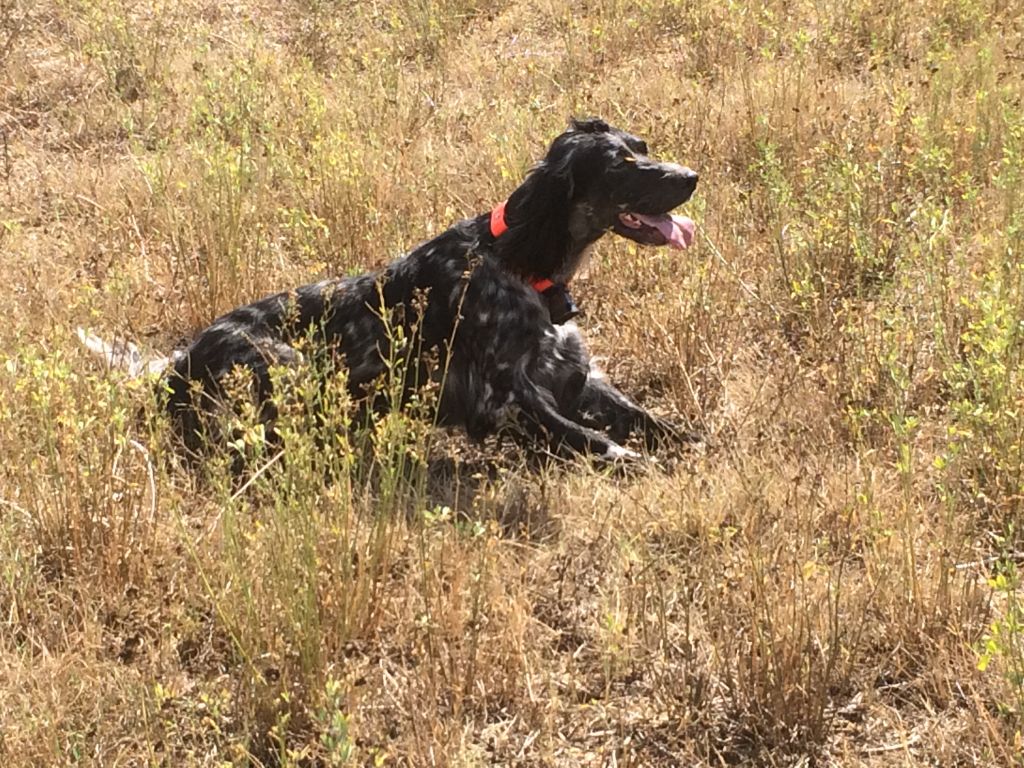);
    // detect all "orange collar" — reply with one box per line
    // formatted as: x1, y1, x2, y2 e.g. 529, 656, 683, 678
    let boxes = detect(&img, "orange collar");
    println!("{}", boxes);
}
489, 200, 508, 238
490, 201, 555, 293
